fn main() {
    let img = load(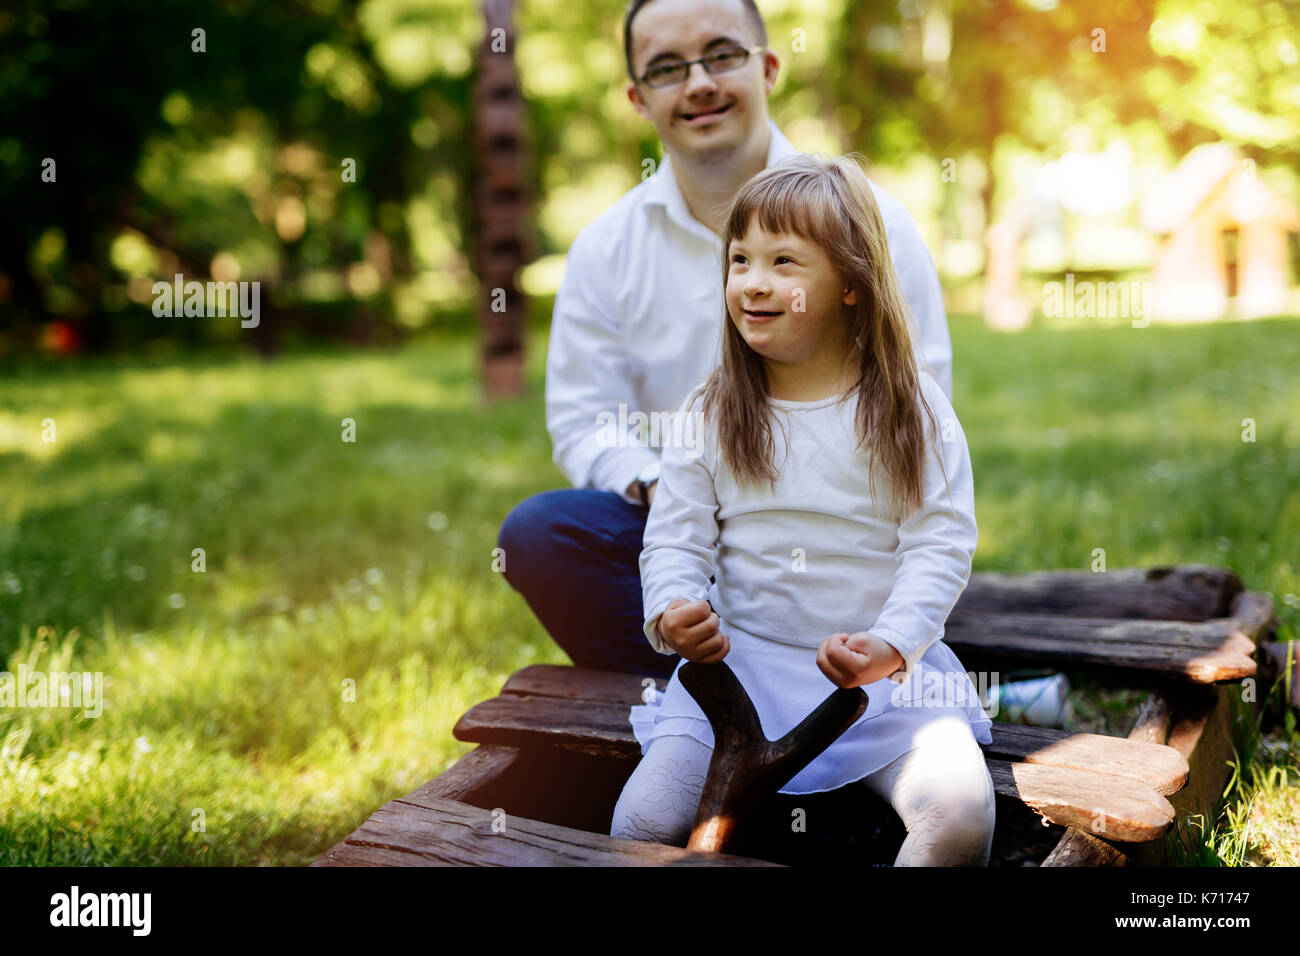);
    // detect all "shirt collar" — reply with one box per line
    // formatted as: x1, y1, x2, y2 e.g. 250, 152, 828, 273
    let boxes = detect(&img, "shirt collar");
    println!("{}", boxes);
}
645, 117, 800, 243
